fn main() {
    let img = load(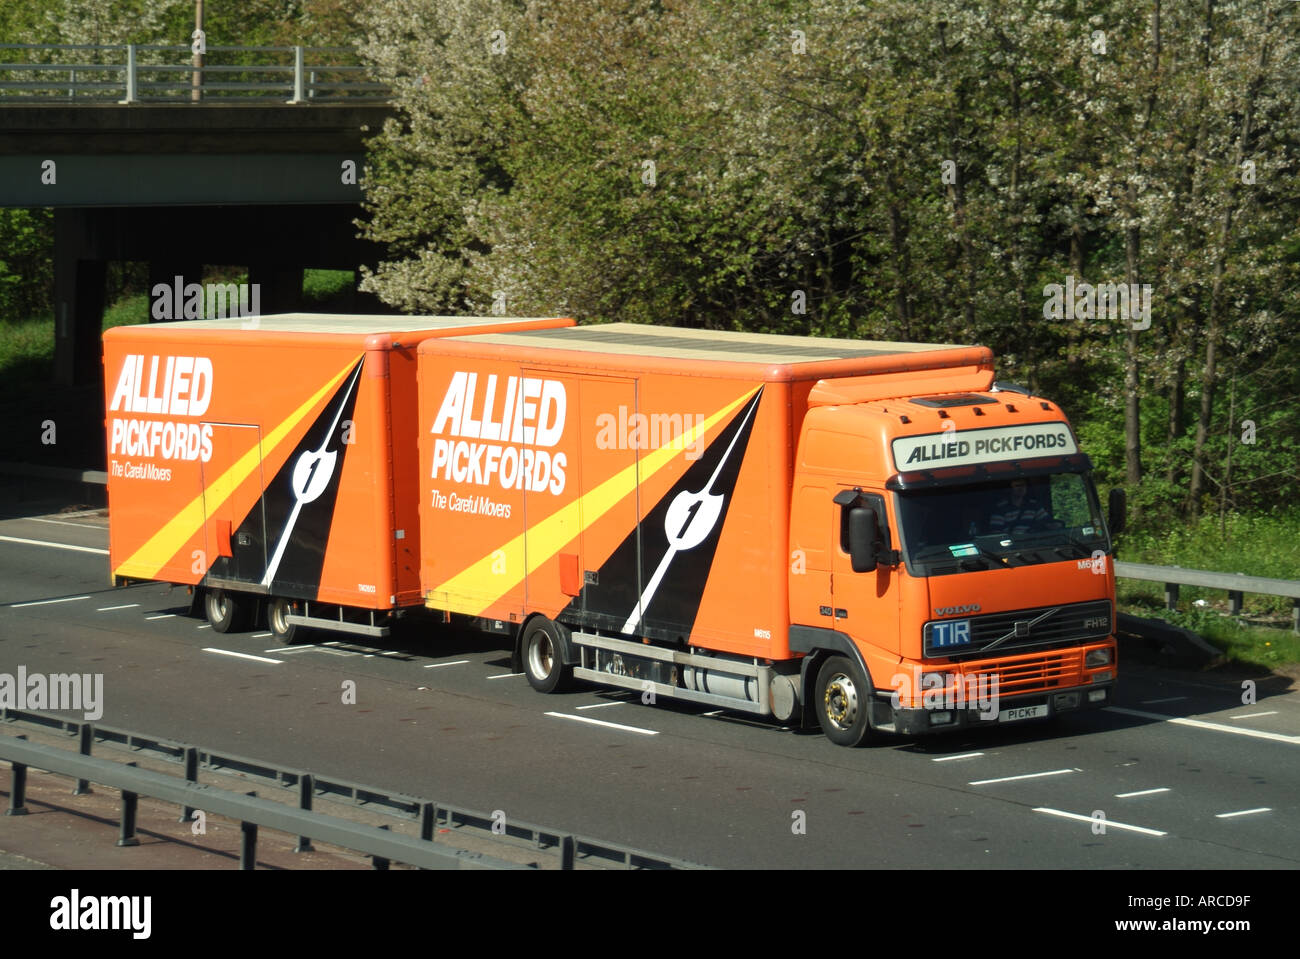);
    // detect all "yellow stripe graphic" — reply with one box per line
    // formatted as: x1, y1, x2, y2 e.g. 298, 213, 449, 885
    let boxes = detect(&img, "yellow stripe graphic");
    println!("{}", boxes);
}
426, 387, 760, 616
114, 357, 360, 581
